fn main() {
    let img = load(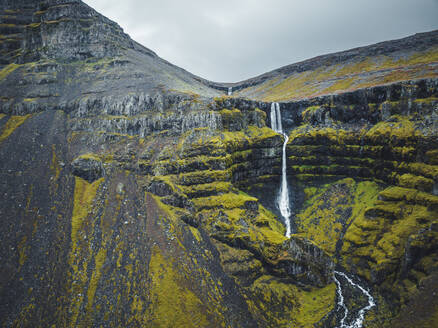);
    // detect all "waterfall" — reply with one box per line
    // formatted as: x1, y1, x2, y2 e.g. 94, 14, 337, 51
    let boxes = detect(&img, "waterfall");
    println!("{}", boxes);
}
228, 87, 232, 96
334, 271, 376, 328
270, 103, 375, 327
270, 102, 292, 237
